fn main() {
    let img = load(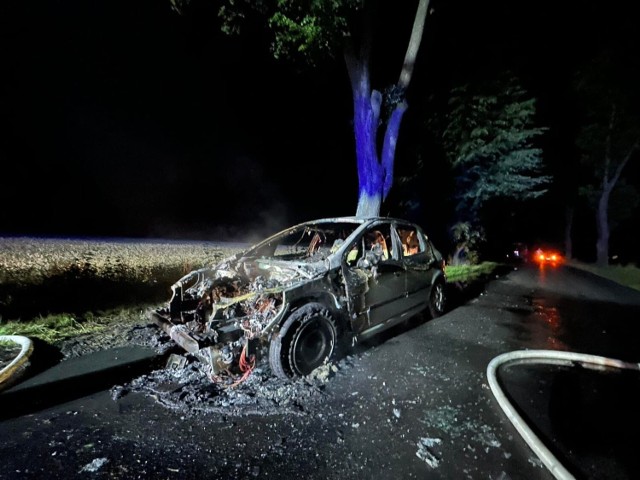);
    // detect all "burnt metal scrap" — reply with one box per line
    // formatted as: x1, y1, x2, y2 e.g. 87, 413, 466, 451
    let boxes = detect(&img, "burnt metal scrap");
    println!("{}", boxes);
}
150, 217, 447, 384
